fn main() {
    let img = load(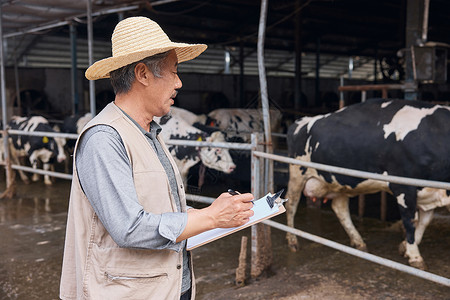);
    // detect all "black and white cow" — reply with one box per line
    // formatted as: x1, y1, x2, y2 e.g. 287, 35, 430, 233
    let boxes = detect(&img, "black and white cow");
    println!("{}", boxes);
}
8, 116, 67, 185
169, 106, 207, 127
285, 98, 450, 270
62, 112, 93, 151
154, 113, 236, 185
206, 108, 282, 143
